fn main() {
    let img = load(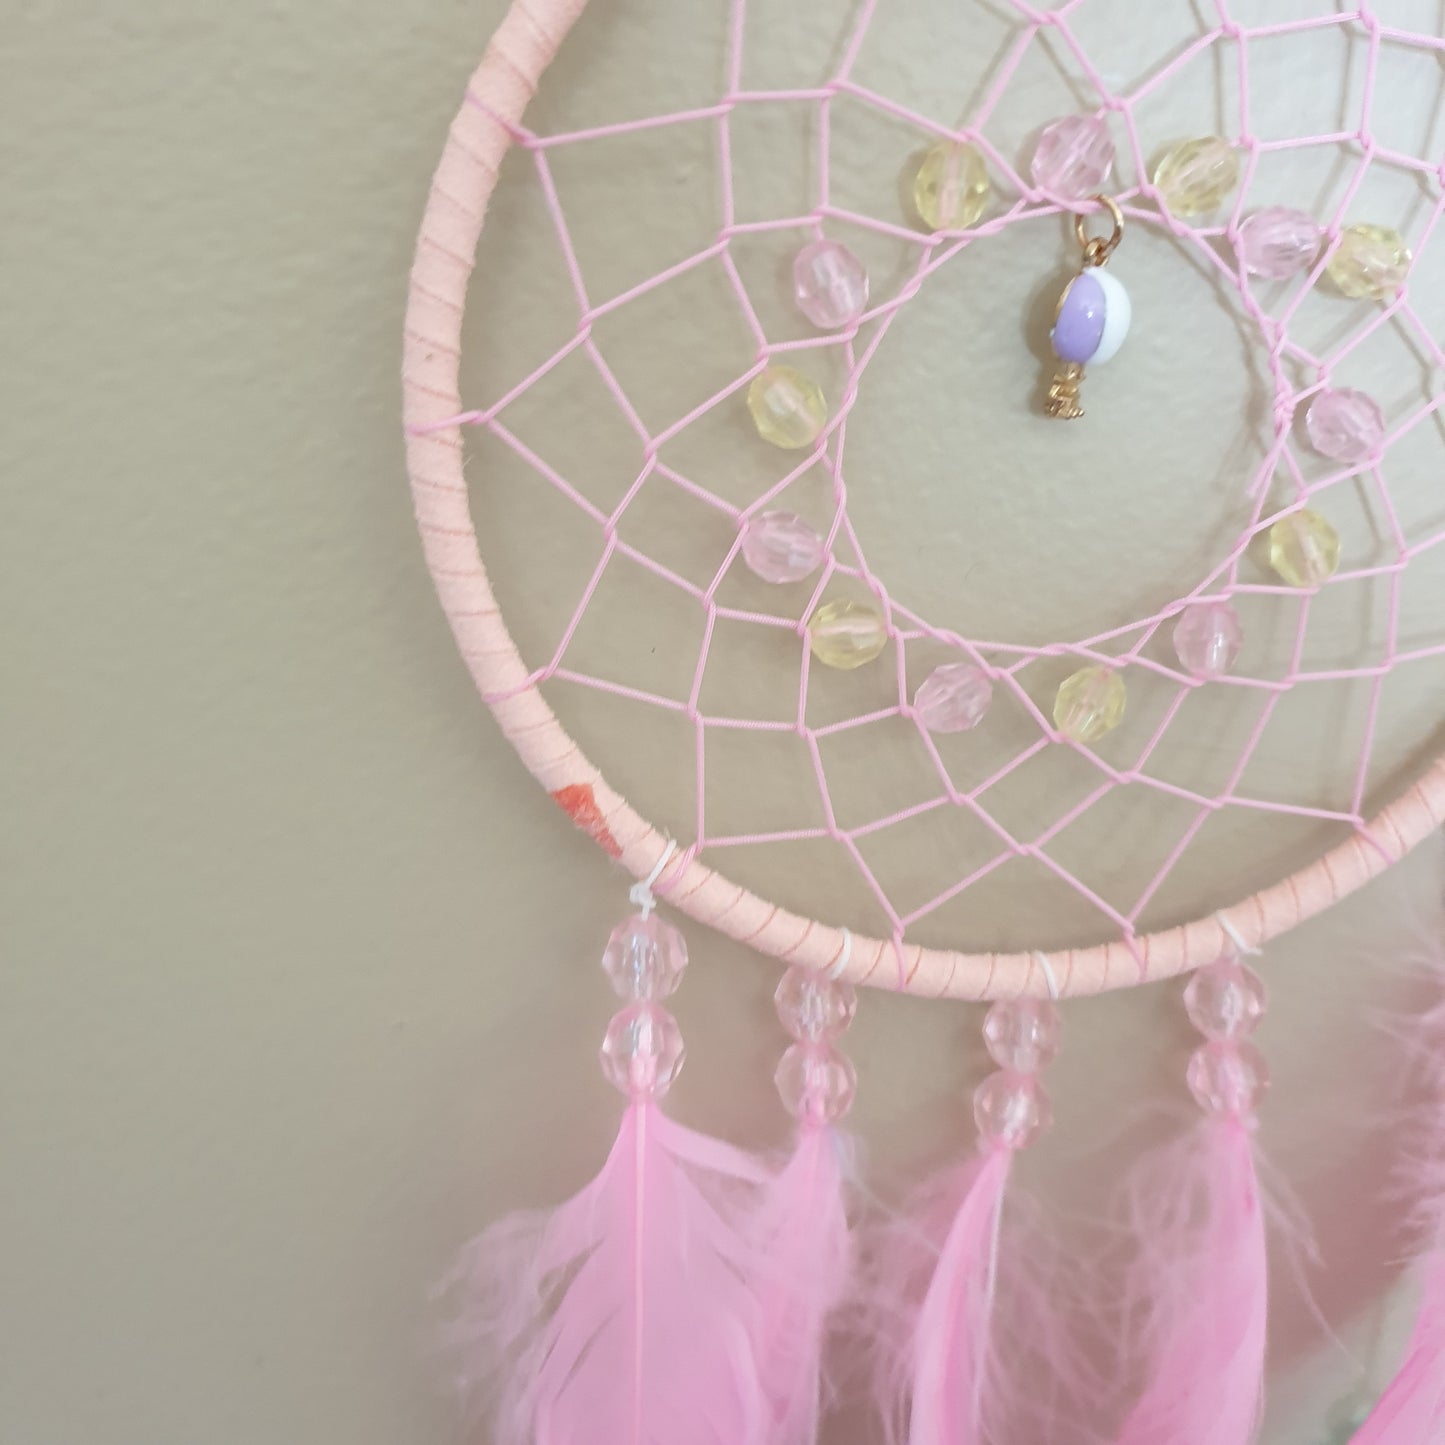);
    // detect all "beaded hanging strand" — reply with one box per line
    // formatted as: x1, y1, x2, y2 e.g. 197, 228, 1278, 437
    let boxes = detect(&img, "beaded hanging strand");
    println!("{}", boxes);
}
1113, 933, 1272, 1444
751, 939, 860, 1444
441, 857, 788, 1445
